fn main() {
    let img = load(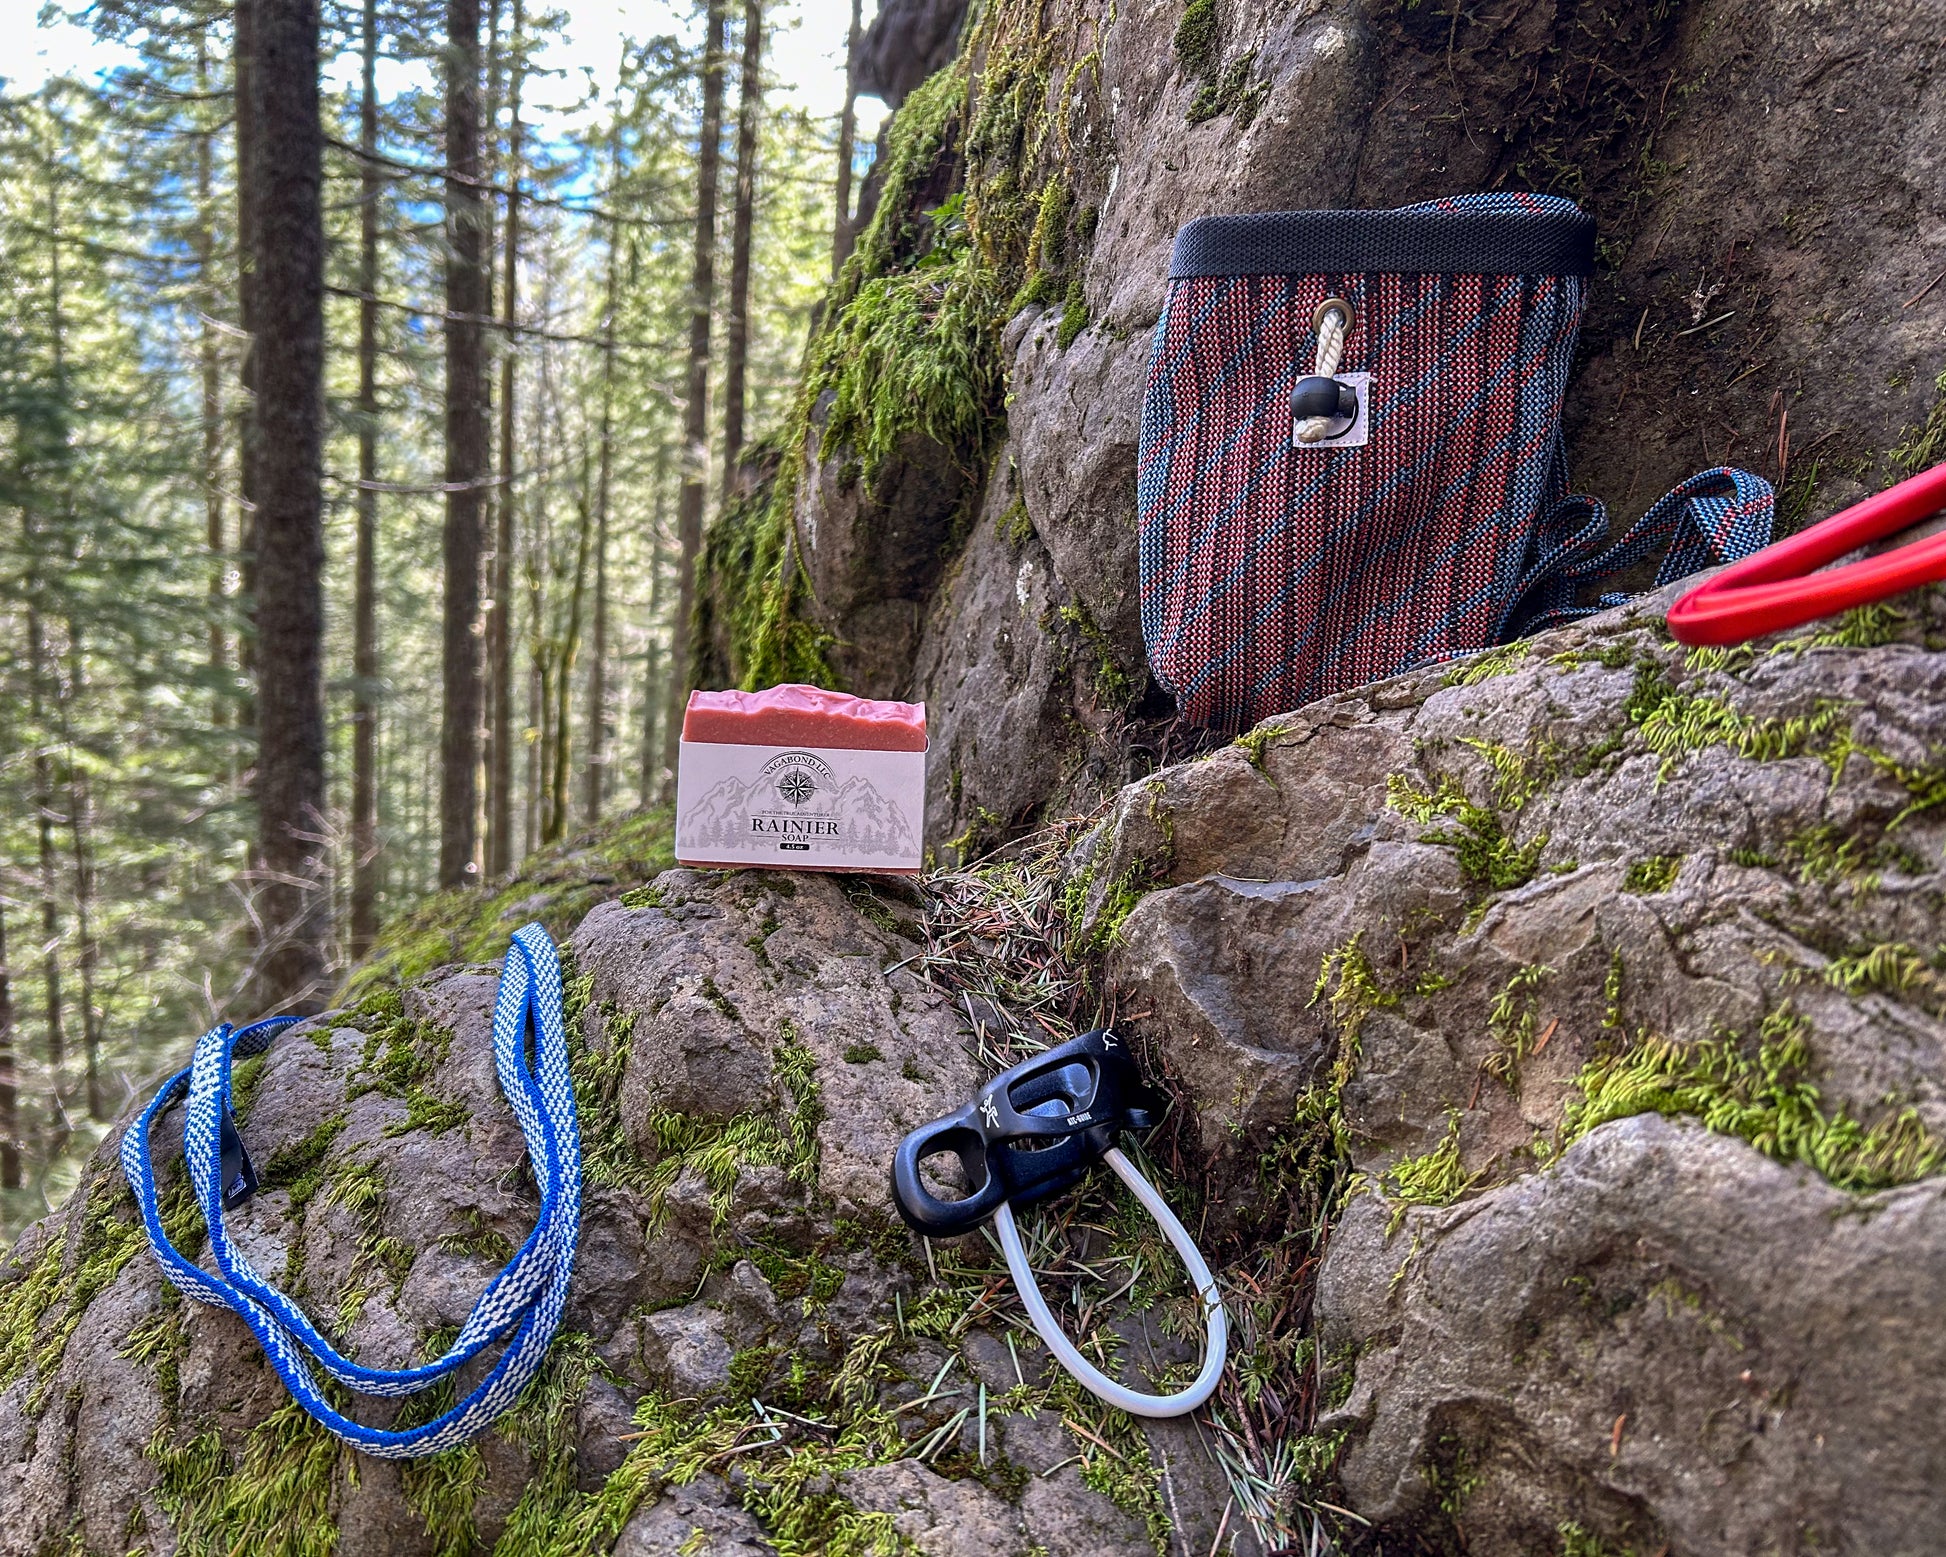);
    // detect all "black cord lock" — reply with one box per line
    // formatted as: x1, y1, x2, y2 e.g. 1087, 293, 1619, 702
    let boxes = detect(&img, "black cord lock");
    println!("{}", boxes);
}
1290, 375, 1359, 425
890, 1029, 1162, 1237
